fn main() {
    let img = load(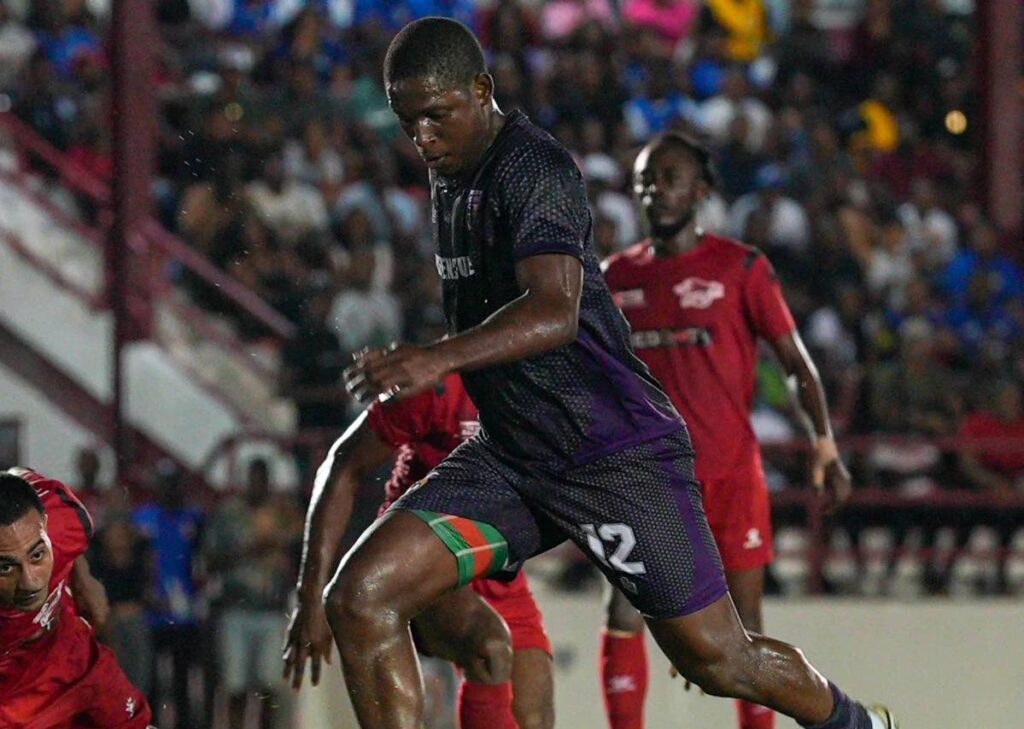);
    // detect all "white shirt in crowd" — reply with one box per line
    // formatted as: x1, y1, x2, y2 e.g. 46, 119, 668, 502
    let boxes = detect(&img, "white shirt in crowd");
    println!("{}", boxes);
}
699, 96, 772, 153
246, 179, 329, 244
728, 193, 811, 252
